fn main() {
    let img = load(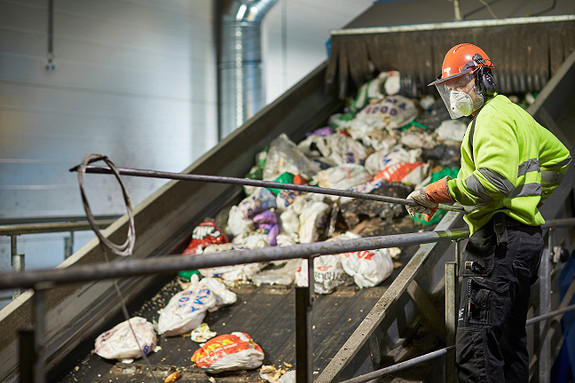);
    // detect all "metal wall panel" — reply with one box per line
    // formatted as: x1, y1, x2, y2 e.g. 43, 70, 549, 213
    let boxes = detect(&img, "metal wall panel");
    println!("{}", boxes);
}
0, 0, 217, 274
